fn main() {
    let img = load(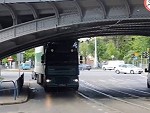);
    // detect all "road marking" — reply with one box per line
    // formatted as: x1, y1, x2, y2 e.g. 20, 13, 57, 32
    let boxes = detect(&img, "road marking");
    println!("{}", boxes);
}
77, 91, 123, 113
81, 81, 150, 111
86, 102, 90, 105
109, 78, 150, 95
92, 105, 96, 108
99, 80, 105, 82
98, 108, 103, 111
